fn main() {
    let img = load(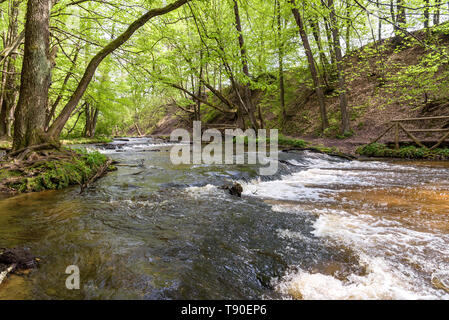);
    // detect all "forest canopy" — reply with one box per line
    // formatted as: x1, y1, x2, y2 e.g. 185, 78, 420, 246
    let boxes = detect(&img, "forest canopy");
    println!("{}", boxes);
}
0, 0, 448, 152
